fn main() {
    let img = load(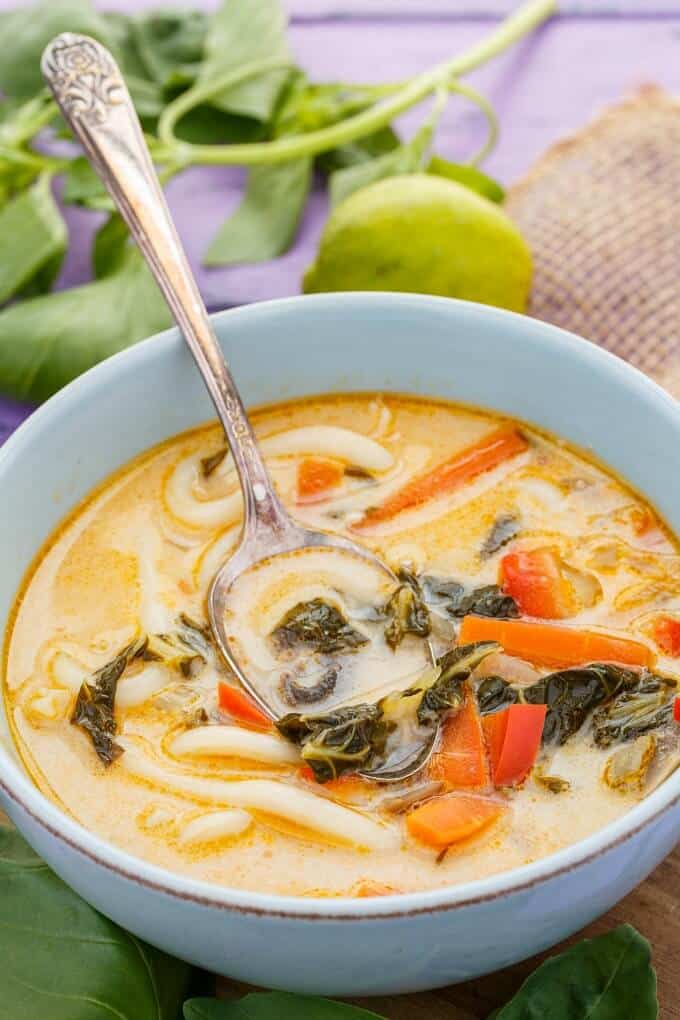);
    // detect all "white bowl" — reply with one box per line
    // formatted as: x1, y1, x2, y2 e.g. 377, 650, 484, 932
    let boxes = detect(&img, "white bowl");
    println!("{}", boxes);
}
1, 294, 678, 995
